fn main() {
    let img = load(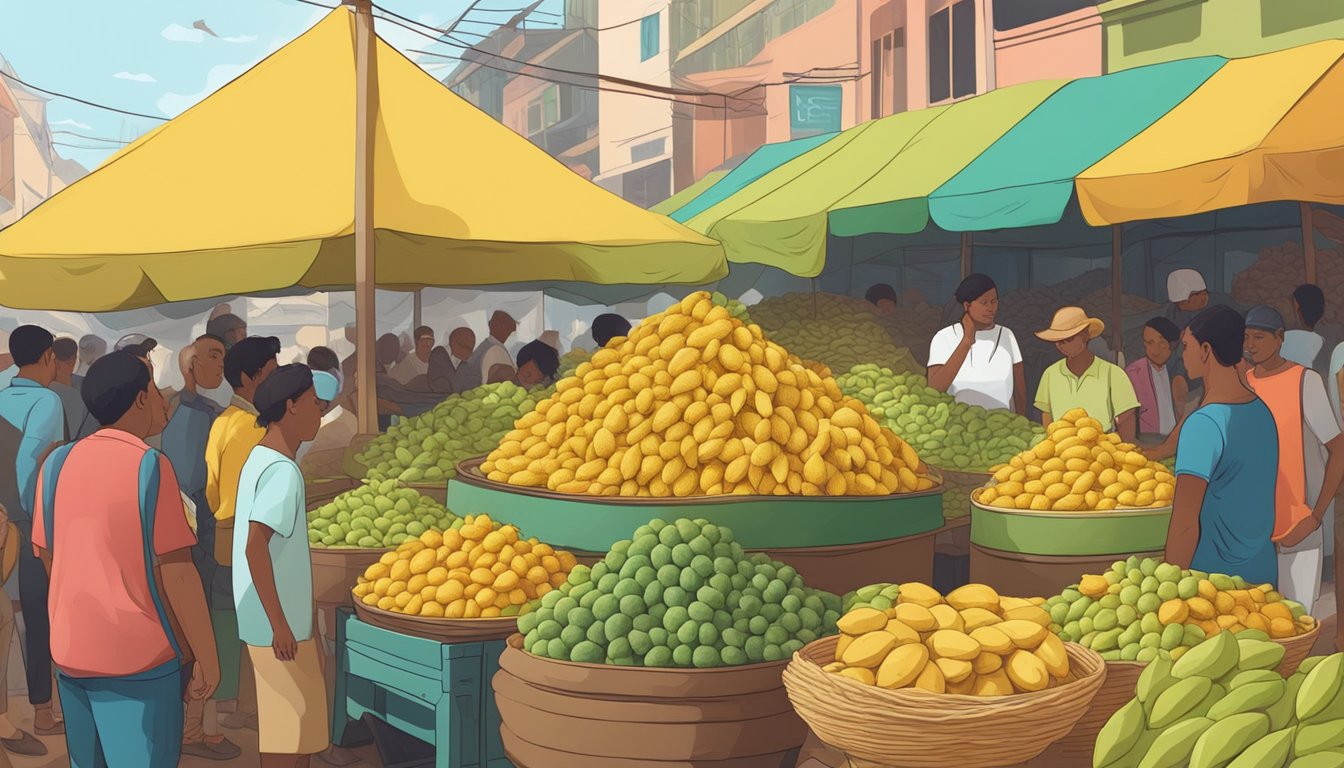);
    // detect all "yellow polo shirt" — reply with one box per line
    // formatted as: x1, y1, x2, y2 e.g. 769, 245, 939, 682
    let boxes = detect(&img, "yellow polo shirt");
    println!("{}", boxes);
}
205, 396, 265, 566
